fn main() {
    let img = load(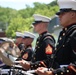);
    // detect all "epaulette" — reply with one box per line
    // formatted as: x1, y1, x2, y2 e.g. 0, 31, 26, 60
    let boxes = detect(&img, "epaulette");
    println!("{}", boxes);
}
40, 33, 55, 44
